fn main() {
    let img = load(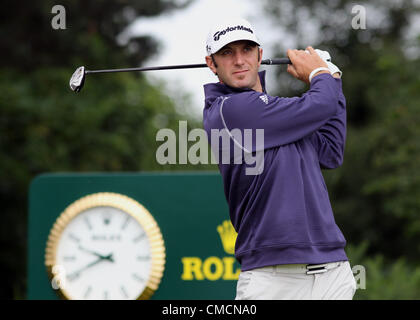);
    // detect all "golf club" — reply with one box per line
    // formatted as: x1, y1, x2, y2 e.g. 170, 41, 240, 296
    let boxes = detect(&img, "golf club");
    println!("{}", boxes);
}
69, 58, 291, 93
